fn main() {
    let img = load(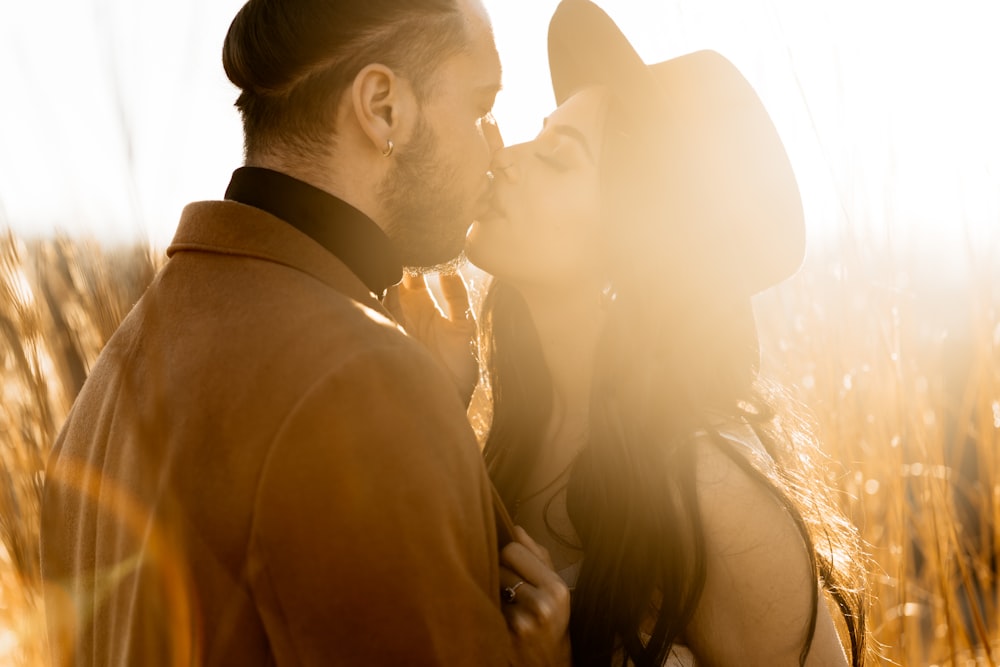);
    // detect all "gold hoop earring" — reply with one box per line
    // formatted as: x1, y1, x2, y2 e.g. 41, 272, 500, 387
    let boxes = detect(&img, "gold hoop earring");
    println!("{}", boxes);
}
382, 140, 395, 157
